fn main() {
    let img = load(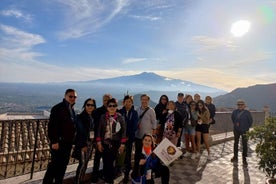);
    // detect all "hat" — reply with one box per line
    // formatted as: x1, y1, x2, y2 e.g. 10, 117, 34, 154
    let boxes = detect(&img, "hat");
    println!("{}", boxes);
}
178, 92, 184, 96
237, 99, 245, 105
